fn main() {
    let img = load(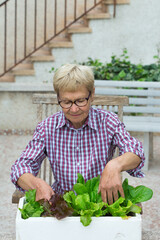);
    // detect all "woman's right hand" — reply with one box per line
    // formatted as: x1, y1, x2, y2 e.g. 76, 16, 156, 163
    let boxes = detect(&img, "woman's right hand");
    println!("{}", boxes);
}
17, 173, 54, 202
35, 178, 54, 201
